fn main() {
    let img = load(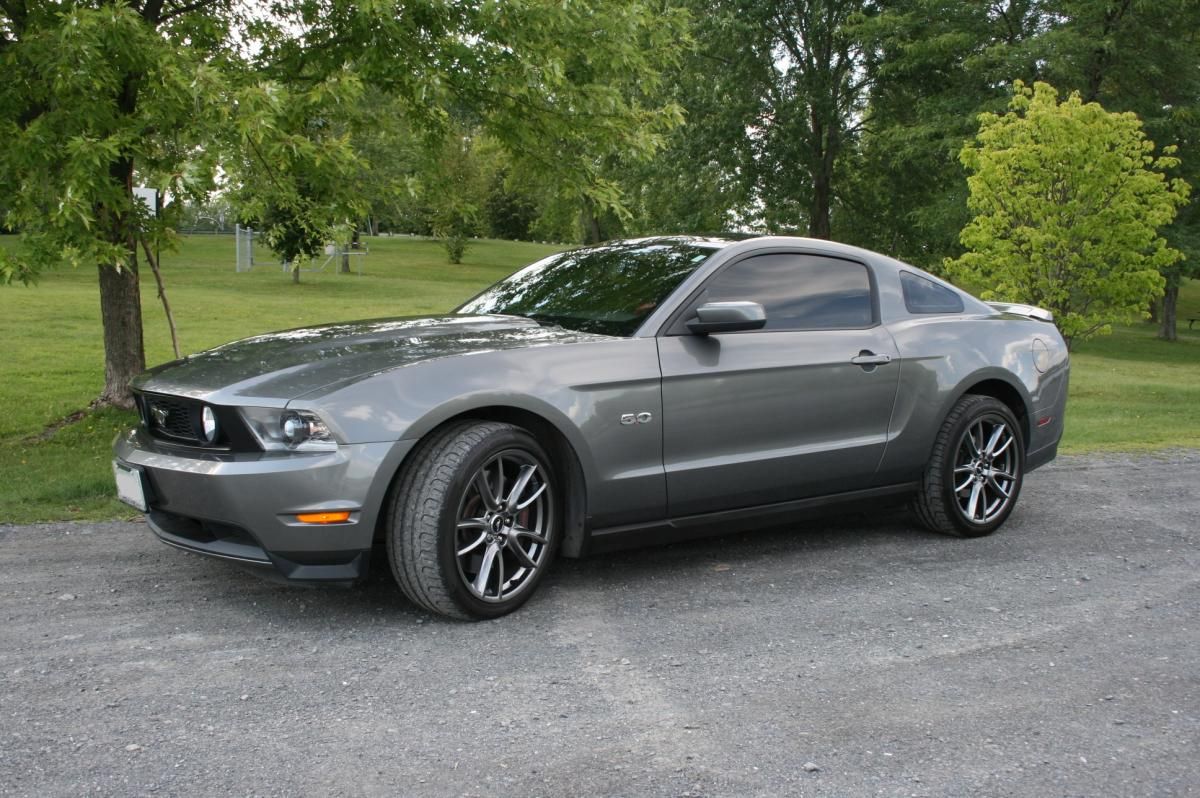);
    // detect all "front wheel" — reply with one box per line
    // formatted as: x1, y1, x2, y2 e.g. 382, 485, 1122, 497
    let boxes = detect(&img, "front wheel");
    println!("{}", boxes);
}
912, 395, 1024, 538
386, 421, 559, 620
